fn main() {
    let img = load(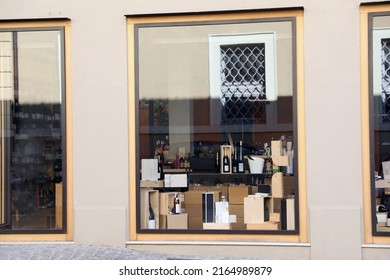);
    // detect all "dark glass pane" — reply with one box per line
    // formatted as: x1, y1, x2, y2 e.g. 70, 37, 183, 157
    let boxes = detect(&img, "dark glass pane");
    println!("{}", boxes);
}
0, 30, 64, 231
